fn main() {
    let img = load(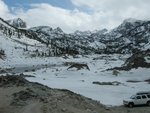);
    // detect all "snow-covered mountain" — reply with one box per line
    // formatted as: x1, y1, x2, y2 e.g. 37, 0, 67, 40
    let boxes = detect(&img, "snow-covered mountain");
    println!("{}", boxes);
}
28, 18, 150, 54
91, 18, 150, 54
0, 17, 150, 56
7, 18, 27, 28
98, 18, 150, 53
28, 26, 106, 55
